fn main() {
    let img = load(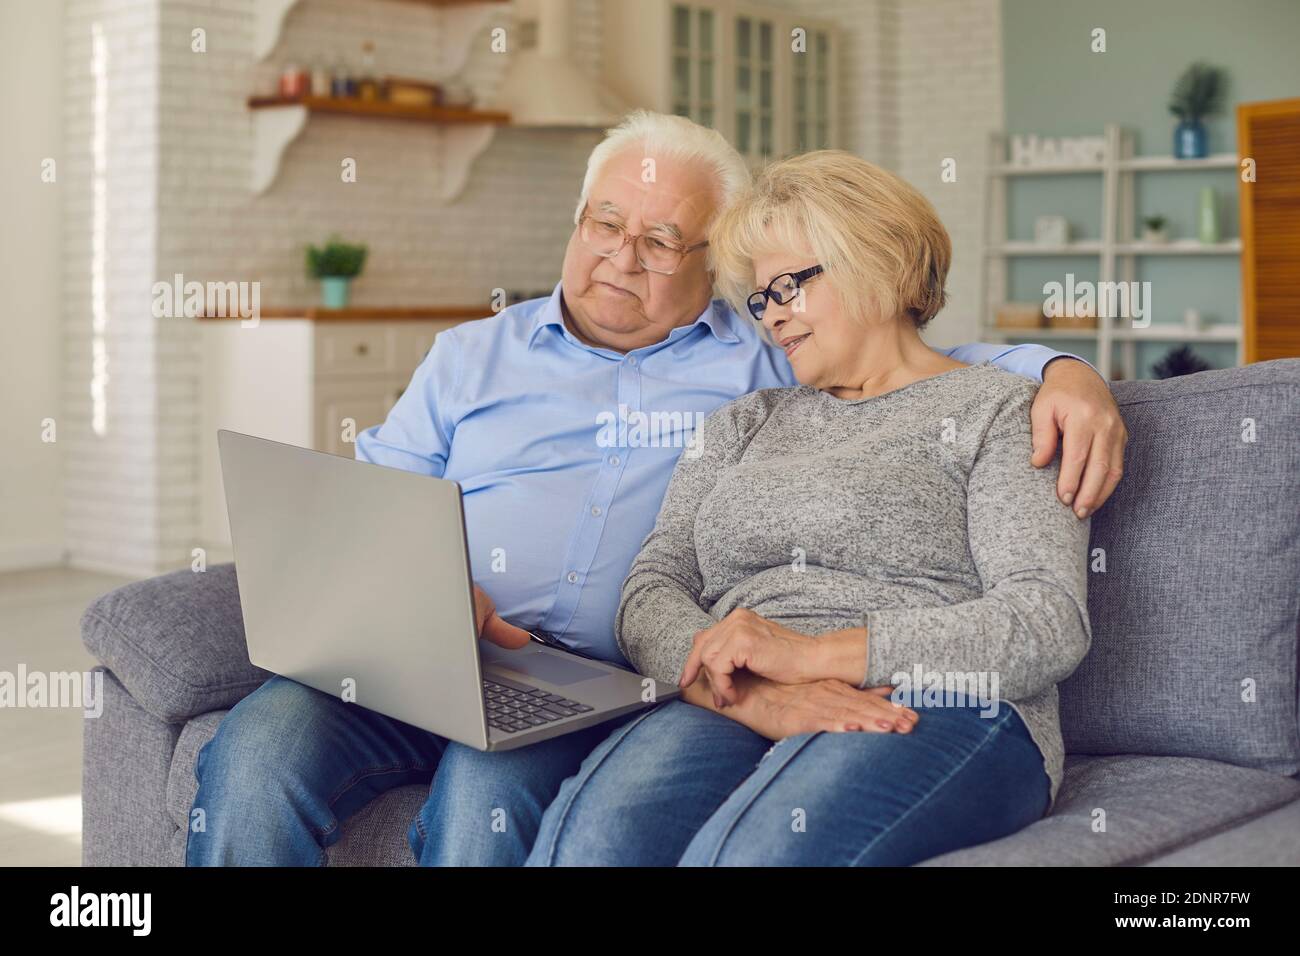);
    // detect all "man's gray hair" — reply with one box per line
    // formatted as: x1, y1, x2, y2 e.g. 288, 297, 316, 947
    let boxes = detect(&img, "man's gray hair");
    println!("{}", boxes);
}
574, 110, 751, 224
